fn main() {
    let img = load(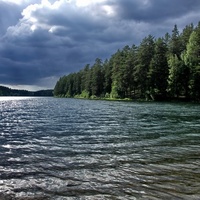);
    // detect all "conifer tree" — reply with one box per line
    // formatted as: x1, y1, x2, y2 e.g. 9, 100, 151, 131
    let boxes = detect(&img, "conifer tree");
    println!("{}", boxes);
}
183, 23, 200, 100
135, 35, 155, 98
148, 38, 168, 99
